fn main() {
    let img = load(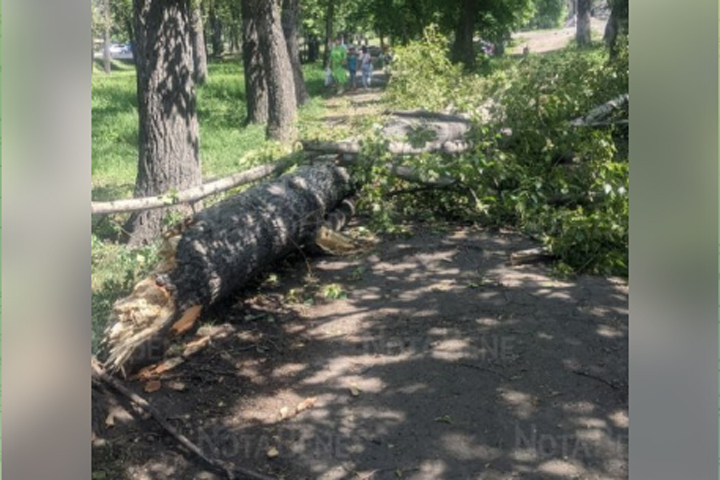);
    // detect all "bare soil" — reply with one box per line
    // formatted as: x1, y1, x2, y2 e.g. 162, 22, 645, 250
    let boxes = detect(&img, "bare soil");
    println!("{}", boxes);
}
92, 223, 627, 480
